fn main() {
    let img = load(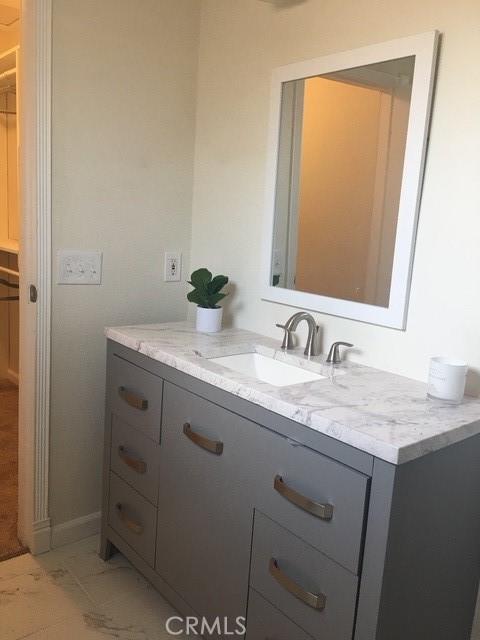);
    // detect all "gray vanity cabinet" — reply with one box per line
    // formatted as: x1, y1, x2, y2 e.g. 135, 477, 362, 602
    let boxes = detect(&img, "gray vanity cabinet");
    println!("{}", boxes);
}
108, 470, 157, 566
101, 340, 480, 640
109, 353, 163, 441
110, 415, 160, 505
250, 512, 358, 640
245, 420, 369, 574
155, 382, 258, 626
246, 589, 314, 640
